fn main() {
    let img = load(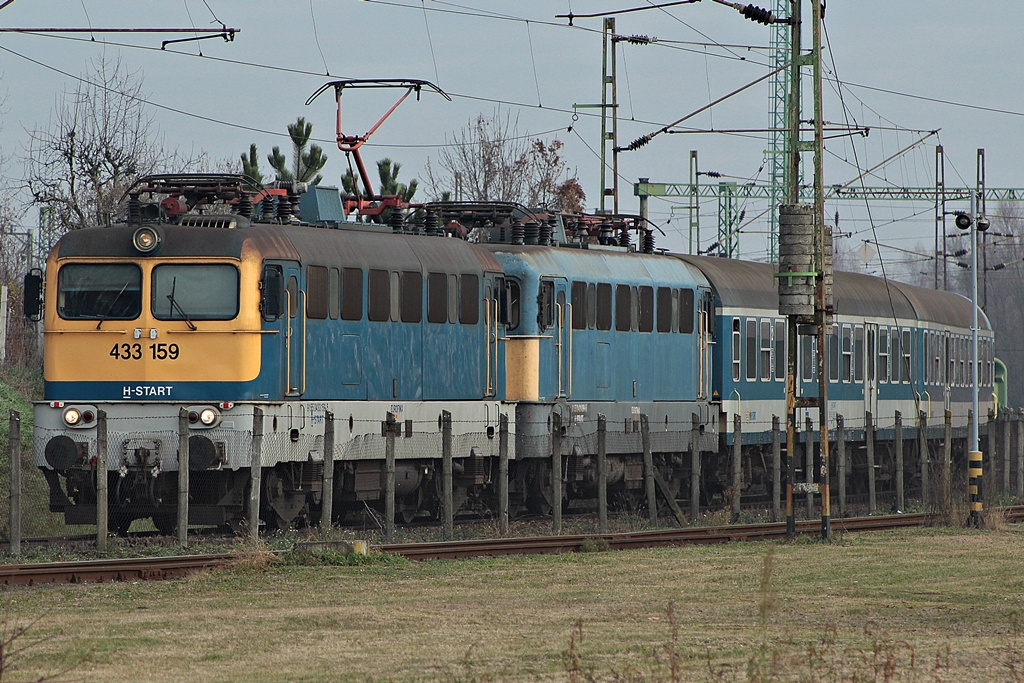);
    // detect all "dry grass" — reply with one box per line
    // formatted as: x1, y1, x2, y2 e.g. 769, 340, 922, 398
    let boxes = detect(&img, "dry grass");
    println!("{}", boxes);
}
3, 526, 1024, 681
